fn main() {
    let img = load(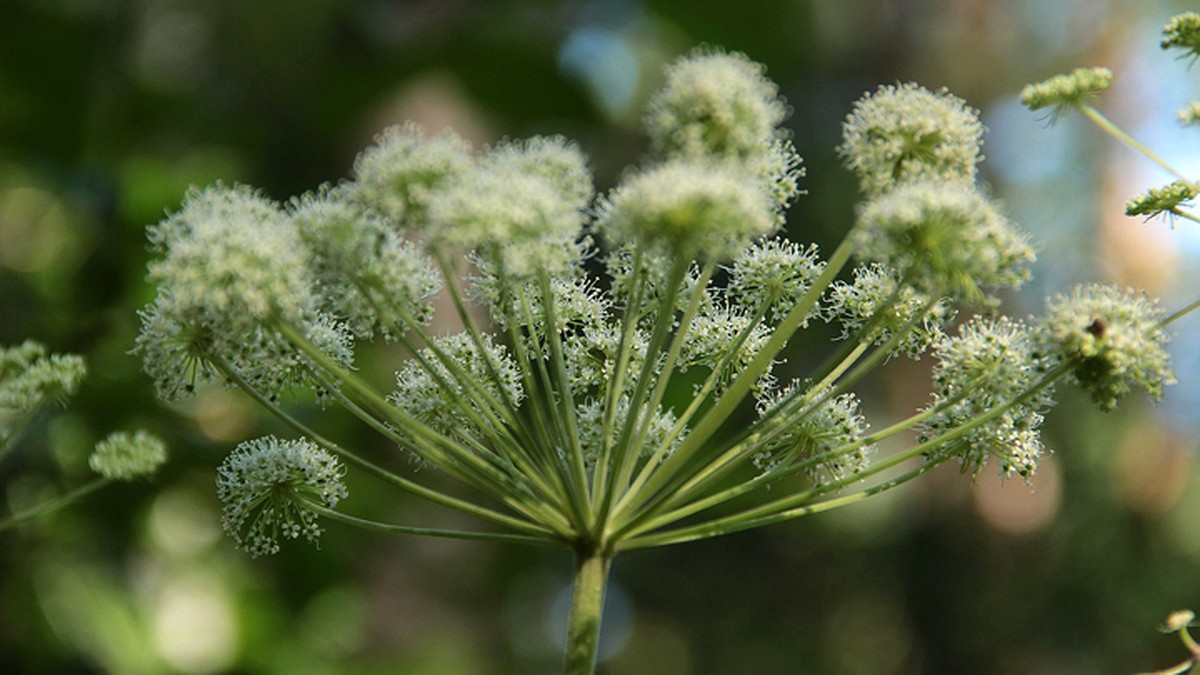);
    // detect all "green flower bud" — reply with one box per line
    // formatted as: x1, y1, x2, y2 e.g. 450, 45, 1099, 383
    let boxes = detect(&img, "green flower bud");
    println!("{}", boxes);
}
1124, 180, 1198, 221
1020, 67, 1113, 117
